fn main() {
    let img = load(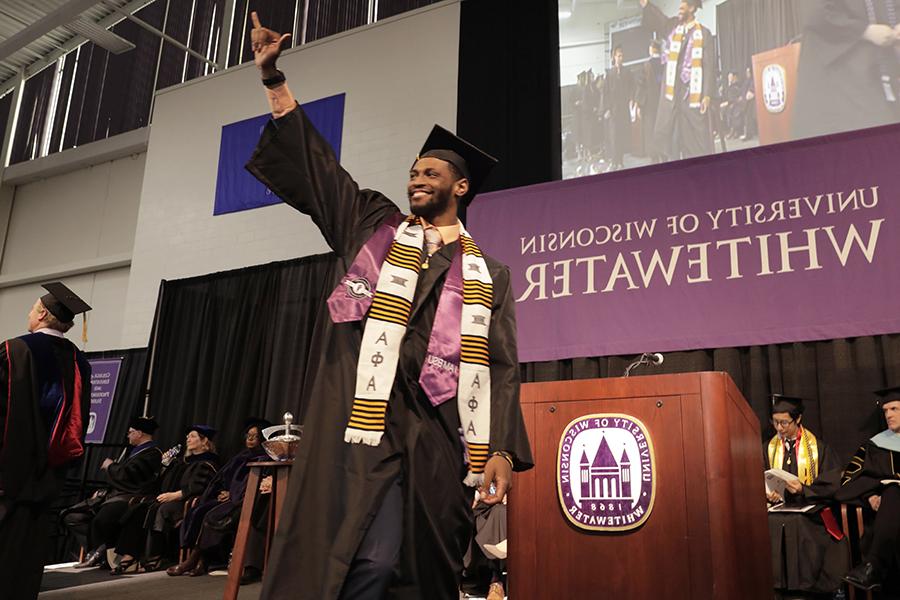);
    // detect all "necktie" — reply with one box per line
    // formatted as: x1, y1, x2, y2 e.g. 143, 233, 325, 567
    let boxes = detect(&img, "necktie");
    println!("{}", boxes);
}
422, 227, 443, 269
785, 440, 795, 466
